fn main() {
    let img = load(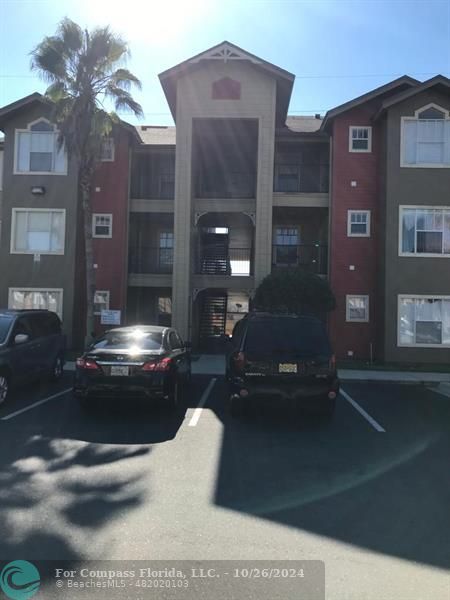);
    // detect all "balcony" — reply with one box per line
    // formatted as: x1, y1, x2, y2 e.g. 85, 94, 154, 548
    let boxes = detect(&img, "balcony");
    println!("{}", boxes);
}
128, 246, 173, 274
272, 243, 328, 275
195, 246, 253, 276
273, 164, 329, 194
